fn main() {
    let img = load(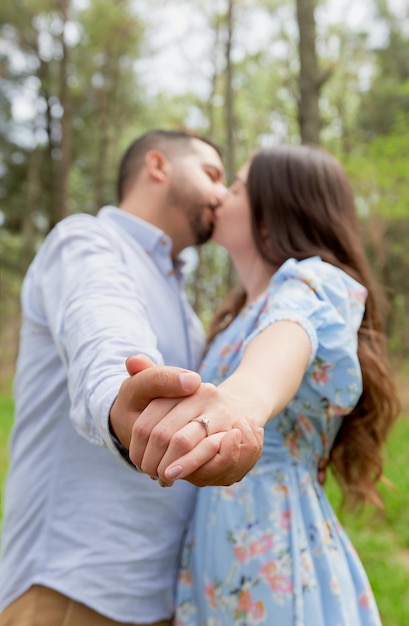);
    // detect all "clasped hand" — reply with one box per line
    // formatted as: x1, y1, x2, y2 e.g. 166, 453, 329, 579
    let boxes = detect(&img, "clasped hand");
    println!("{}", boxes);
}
110, 355, 264, 488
